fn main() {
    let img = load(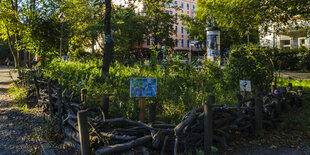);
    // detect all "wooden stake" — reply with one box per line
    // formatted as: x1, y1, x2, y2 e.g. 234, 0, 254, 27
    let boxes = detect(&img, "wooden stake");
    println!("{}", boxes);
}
274, 98, 281, 117
204, 95, 214, 153
48, 79, 53, 118
139, 98, 146, 122
78, 110, 90, 155
148, 103, 156, 123
298, 86, 303, 96
81, 88, 87, 105
255, 97, 263, 133
57, 88, 63, 135
33, 76, 40, 101
101, 95, 110, 119
287, 83, 293, 92
236, 94, 243, 118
